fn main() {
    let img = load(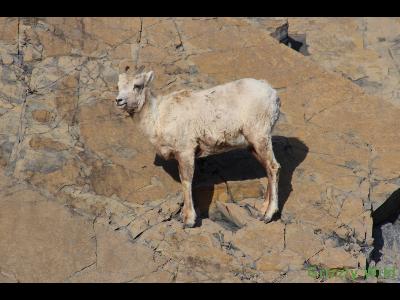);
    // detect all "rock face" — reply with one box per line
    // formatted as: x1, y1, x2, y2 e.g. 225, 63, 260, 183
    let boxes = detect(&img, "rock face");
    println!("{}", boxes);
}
285, 17, 400, 108
273, 17, 400, 282
0, 17, 399, 282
